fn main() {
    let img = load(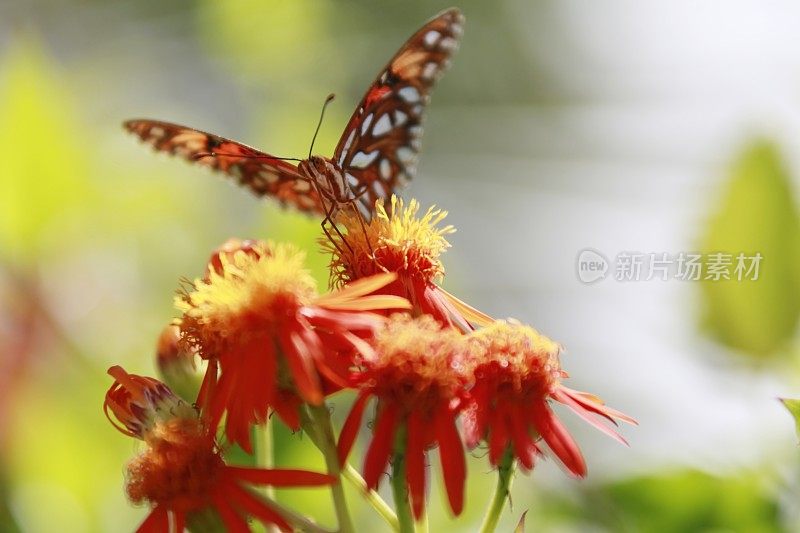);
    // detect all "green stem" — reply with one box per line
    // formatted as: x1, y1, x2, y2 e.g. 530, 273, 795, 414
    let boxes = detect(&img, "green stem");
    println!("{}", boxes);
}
342, 463, 399, 530
255, 418, 275, 499
307, 404, 355, 533
390, 424, 414, 533
478, 446, 516, 533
